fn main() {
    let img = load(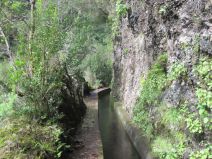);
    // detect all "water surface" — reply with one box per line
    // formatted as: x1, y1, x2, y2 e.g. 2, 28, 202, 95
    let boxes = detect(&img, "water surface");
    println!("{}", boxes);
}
98, 94, 140, 159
